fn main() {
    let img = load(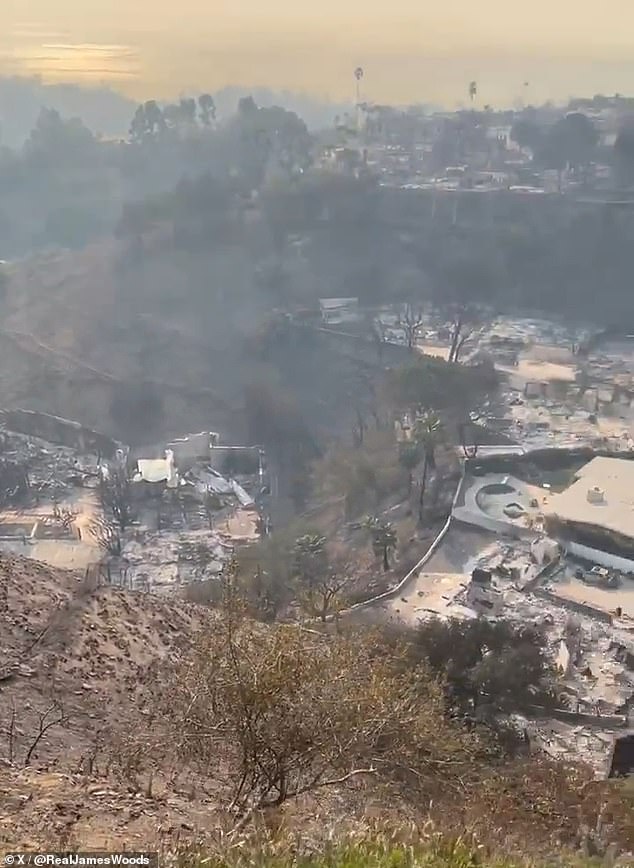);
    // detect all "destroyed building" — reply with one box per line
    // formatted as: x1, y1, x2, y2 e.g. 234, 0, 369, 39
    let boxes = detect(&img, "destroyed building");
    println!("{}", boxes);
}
545, 456, 634, 571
